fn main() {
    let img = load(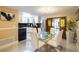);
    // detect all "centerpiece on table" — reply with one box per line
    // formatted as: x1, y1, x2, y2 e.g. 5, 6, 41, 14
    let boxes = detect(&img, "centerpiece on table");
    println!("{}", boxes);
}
39, 31, 54, 40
